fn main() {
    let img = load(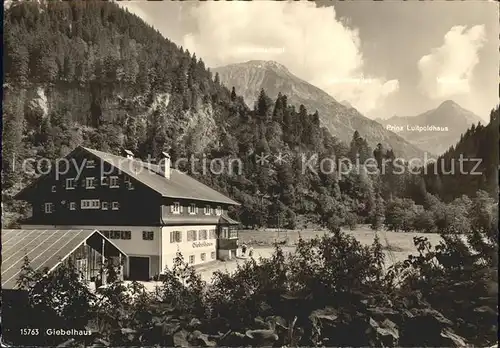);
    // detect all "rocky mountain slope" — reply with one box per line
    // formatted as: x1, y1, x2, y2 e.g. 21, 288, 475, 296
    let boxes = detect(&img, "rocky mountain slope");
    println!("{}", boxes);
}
375, 100, 484, 155
213, 60, 425, 159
